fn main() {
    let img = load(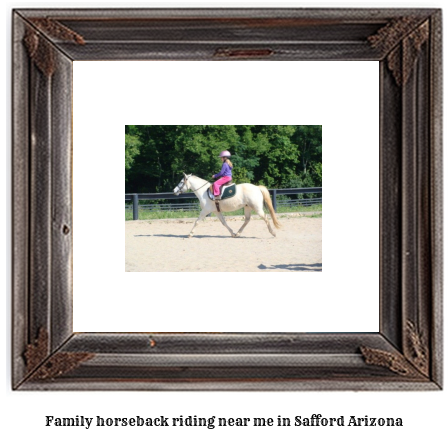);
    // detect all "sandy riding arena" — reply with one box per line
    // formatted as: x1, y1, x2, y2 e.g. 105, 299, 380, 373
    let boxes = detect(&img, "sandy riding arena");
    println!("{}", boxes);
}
125, 213, 322, 272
